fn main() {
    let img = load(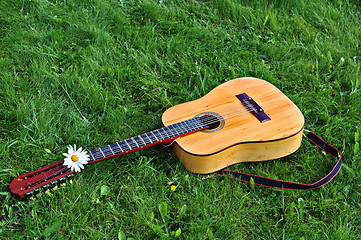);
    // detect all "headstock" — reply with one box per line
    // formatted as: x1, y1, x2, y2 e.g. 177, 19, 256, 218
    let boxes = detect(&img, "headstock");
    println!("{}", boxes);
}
10, 160, 76, 198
